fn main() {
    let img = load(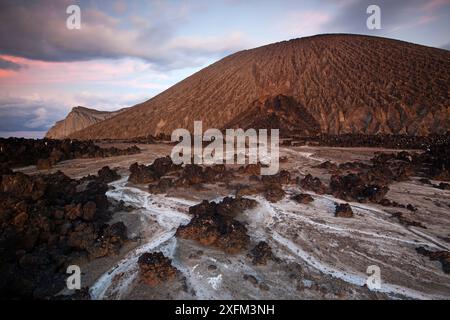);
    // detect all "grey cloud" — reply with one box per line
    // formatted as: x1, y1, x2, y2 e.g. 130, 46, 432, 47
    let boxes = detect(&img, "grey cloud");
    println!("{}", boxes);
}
0, 0, 250, 70
324, 0, 445, 34
0, 96, 67, 132
0, 57, 22, 70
